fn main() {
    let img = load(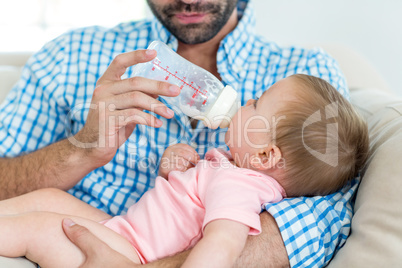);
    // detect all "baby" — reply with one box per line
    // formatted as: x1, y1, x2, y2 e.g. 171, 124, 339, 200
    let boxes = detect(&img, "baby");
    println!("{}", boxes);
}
0, 74, 369, 267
